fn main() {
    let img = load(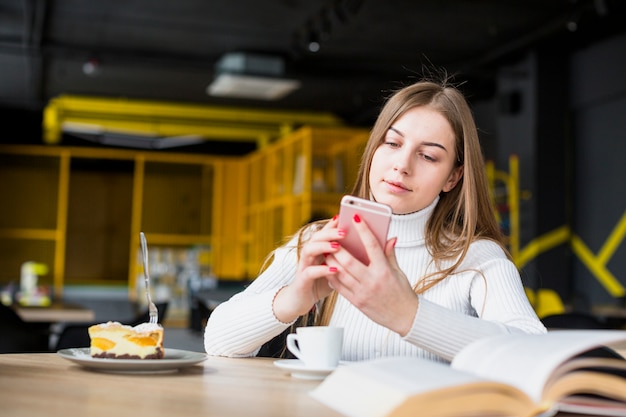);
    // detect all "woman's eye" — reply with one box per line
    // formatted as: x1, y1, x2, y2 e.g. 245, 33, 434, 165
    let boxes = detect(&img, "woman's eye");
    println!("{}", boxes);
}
384, 140, 400, 148
420, 153, 436, 162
